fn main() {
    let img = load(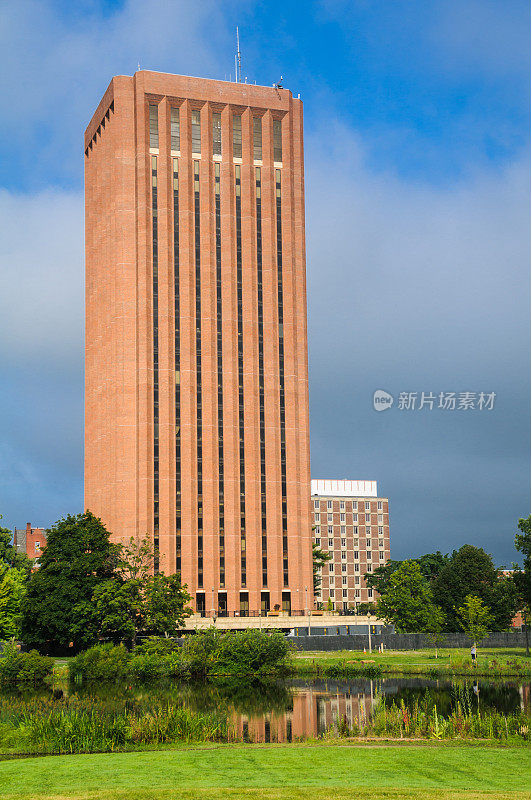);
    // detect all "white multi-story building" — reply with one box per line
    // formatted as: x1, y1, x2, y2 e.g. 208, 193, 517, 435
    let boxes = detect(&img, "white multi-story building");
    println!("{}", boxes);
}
311, 479, 391, 611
